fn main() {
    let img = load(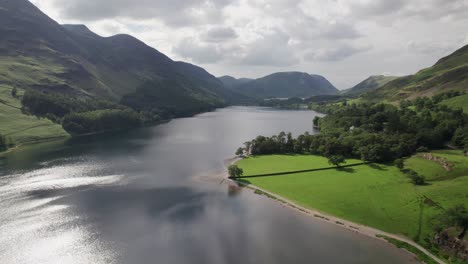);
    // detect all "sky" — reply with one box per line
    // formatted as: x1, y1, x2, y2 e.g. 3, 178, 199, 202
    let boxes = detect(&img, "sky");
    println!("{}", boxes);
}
30, 0, 468, 89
